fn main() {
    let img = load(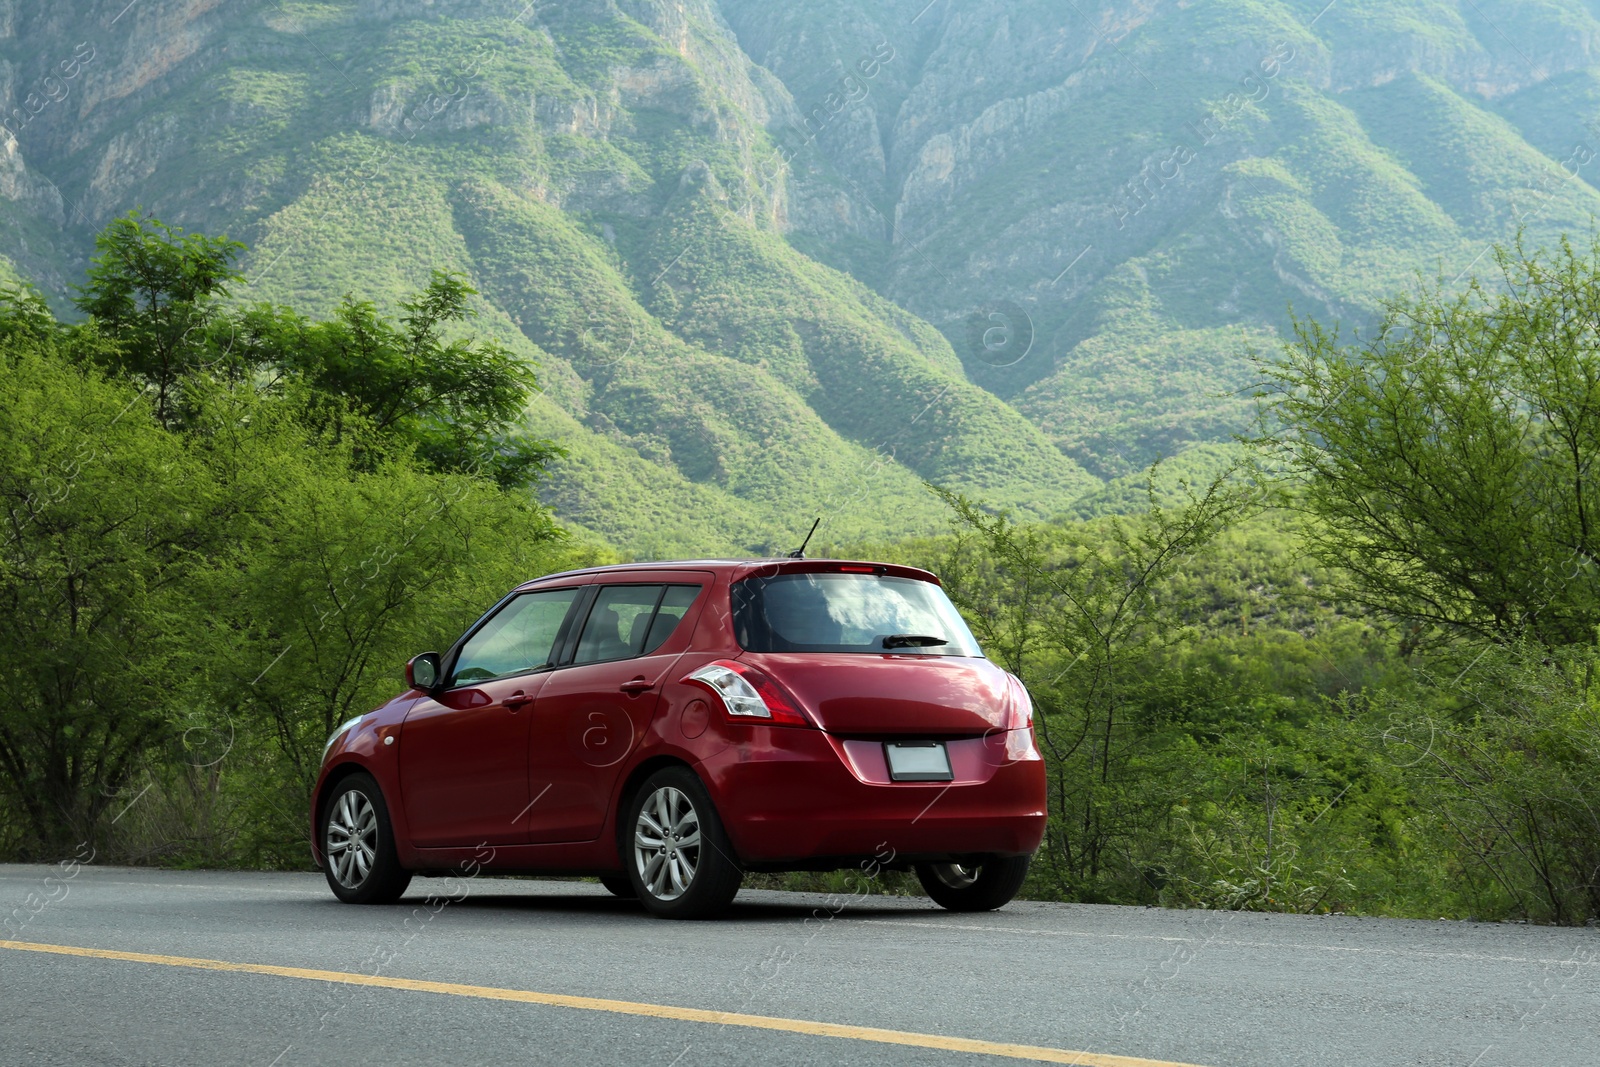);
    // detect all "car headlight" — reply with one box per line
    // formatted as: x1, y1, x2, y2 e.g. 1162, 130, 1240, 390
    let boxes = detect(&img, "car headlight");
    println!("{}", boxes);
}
322, 716, 365, 763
